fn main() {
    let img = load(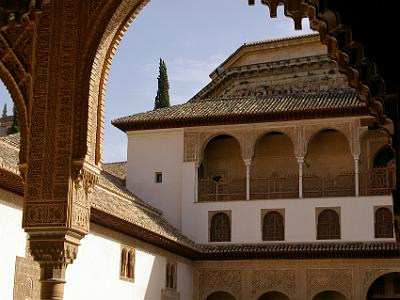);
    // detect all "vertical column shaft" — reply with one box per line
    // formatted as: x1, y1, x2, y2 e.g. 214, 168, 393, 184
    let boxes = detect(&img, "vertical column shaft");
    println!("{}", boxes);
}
298, 157, 304, 198
194, 162, 199, 202
354, 155, 360, 196
244, 159, 251, 200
